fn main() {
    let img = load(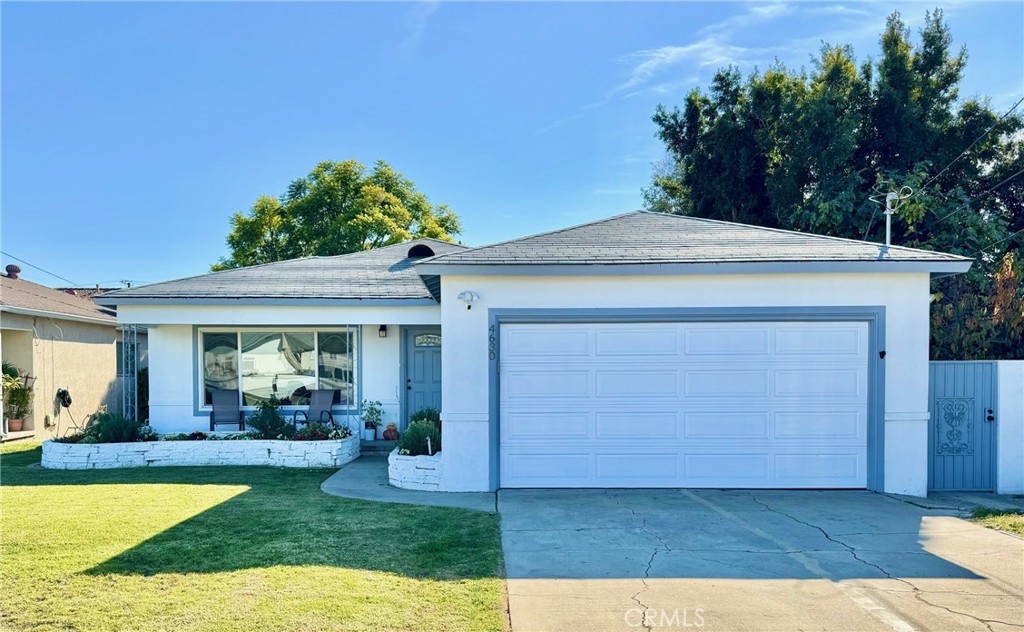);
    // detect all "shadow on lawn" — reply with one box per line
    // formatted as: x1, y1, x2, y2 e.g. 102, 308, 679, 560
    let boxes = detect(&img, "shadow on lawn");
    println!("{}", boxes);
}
3, 446, 504, 581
